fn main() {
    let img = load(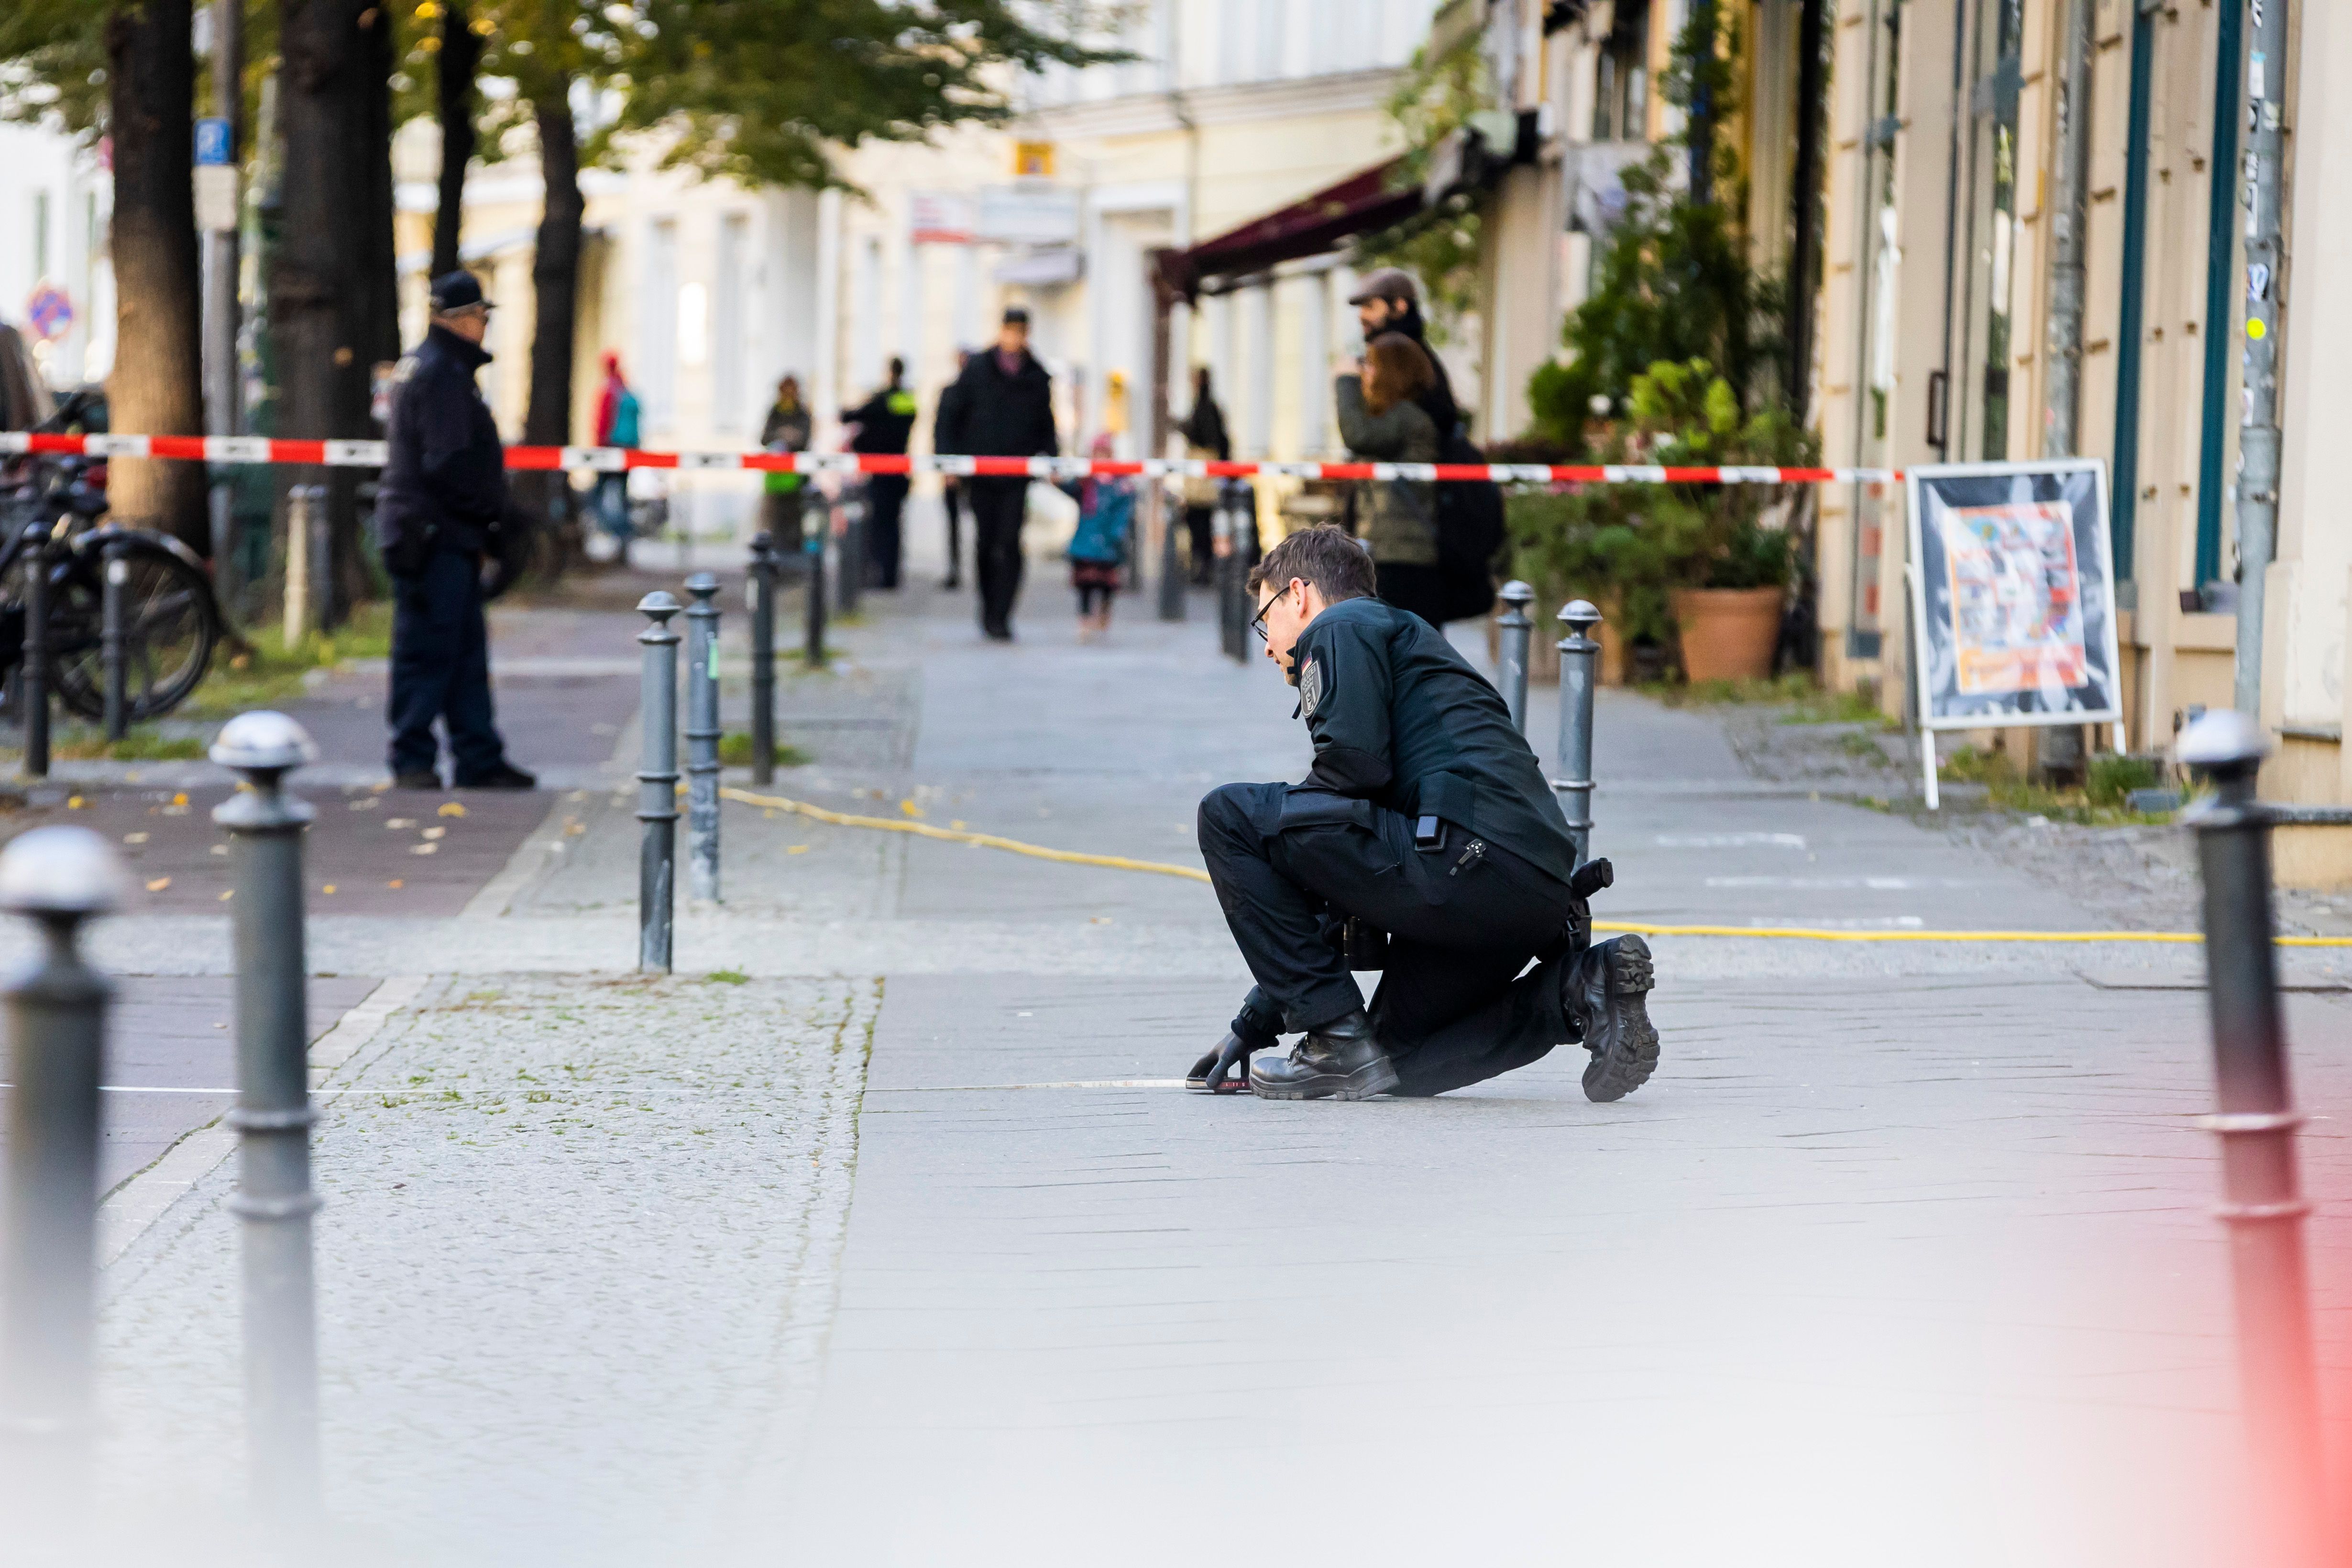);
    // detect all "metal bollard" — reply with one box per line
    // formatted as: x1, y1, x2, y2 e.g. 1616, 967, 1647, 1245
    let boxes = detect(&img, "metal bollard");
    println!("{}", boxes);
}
747, 533, 778, 787
636, 592, 681, 972
683, 572, 722, 904
100, 537, 130, 743
210, 710, 323, 1524
1496, 580, 1535, 733
2178, 710, 2328, 1564
802, 492, 827, 669
1553, 600, 1603, 868
21, 519, 50, 779
0, 826, 123, 1520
